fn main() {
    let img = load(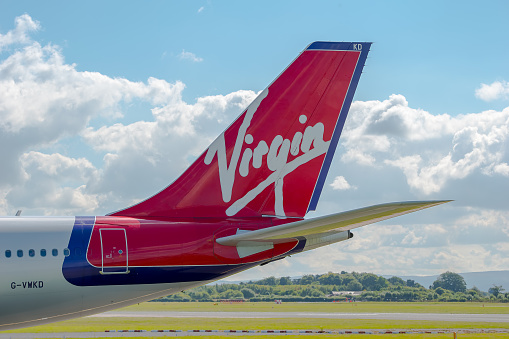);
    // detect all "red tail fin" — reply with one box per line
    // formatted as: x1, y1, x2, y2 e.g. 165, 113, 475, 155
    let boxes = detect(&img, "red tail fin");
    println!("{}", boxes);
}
110, 42, 371, 219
